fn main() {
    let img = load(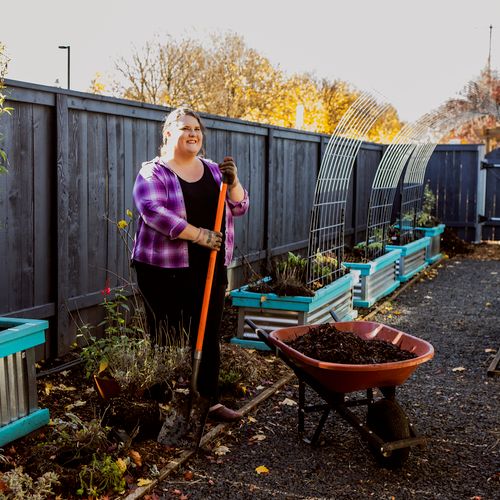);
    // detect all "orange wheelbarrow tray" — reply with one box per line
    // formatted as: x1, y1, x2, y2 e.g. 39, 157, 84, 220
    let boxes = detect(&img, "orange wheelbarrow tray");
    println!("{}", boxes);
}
248, 319, 435, 468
